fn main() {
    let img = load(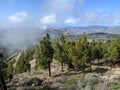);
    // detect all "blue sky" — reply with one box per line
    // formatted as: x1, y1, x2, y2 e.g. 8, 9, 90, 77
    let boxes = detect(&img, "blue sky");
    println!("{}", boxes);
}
83, 0, 120, 12
0, 0, 120, 28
